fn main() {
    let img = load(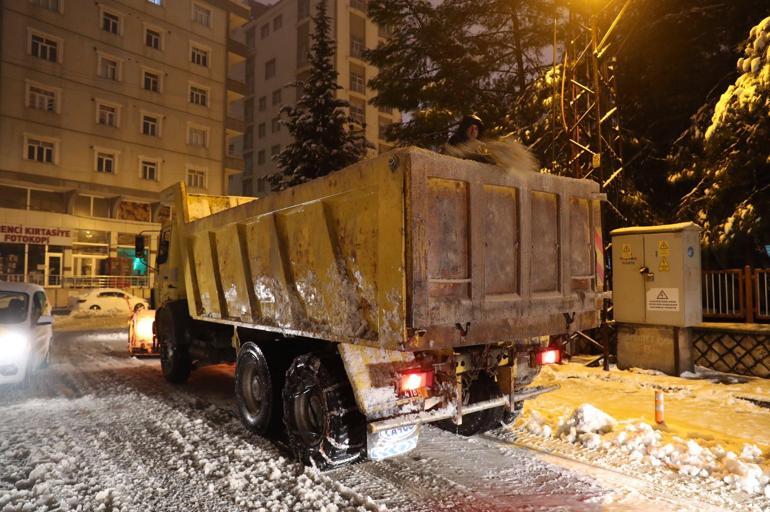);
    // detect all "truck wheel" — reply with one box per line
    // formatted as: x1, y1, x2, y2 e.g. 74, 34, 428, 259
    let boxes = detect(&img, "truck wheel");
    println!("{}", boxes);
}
235, 342, 273, 434
282, 352, 365, 470
156, 304, 192, 384
436, 372, 504, 436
